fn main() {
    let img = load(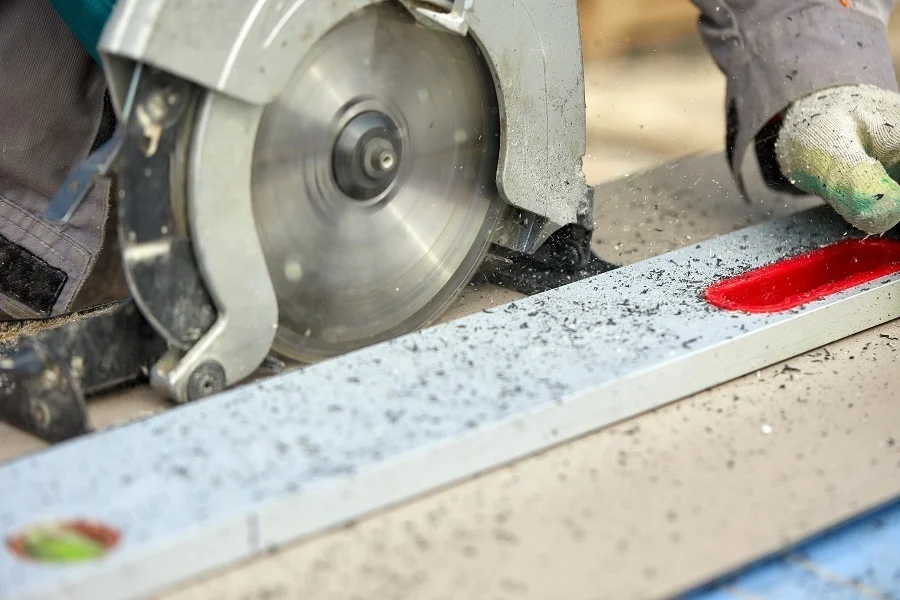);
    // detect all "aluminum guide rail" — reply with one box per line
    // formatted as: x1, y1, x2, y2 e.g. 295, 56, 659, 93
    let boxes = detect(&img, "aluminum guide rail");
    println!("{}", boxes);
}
1, 206, 899, 600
